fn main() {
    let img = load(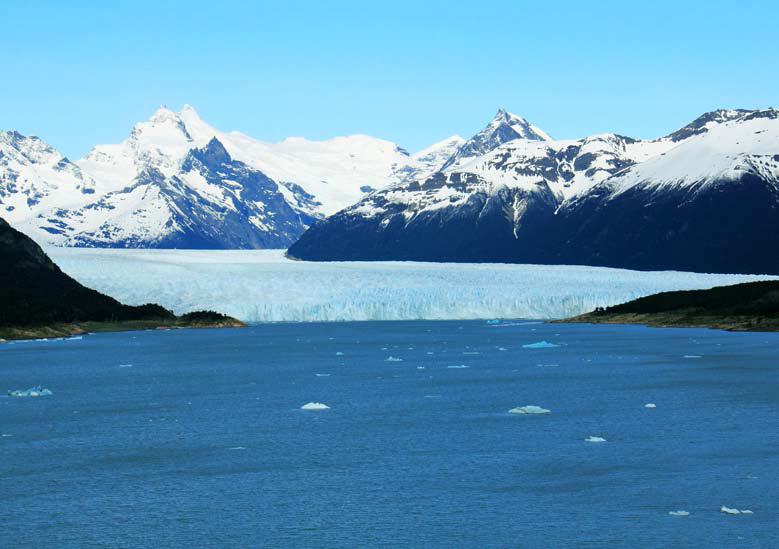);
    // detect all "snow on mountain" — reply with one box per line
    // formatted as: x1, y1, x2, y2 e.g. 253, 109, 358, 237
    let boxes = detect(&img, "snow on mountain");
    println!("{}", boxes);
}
41, 138, 316, 248
0, 131, 96, 232
289, 107, 779, 274
412, 134, 465, 170
3, 105, 455, 247
602, 109, 779, 197
440, 109, 551, 171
